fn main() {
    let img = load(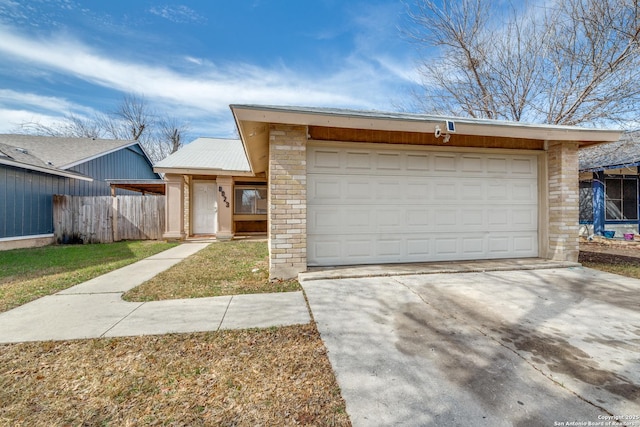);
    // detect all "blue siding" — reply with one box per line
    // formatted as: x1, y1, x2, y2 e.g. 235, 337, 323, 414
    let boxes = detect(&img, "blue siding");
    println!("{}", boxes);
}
1, 143, 158, 239
68, 145, 158, 196
593, 171, 605, 235
0, 165, 62, 237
